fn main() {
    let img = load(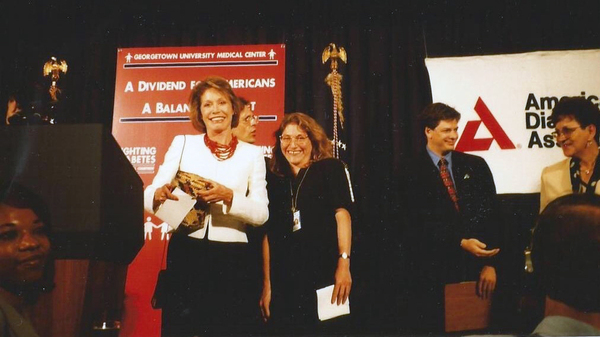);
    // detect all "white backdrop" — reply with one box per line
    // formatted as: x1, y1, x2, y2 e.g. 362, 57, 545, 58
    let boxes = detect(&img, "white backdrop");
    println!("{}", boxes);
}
426, 49, 600, 194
